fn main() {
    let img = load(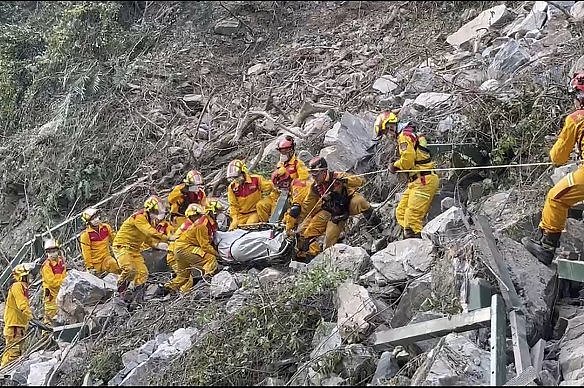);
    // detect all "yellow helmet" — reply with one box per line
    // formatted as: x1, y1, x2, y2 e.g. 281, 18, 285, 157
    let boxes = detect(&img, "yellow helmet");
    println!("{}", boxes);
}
81, 207, 99, 224
185, 203, 205, 218
144, 195, 164, 213
374, 111, 398, 139
205, 198, 225, 214
12, 264, 31, 281
184, 170, 204, 186
226, 159, 248, 180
